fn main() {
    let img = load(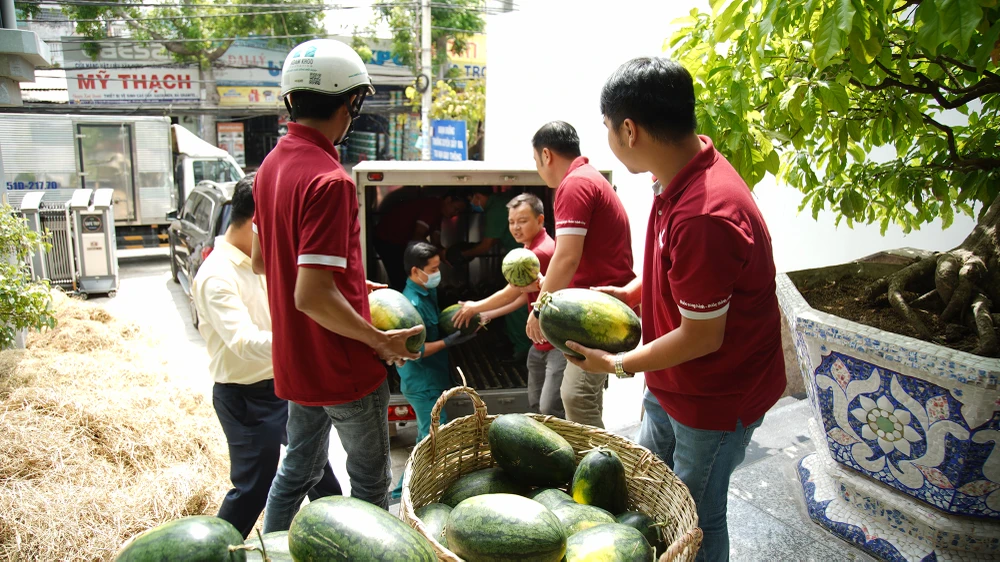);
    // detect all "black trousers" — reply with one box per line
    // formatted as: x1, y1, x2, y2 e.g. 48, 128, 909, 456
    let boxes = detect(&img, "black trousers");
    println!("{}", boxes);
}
213, 379, 342, 538
374, 238, 407, 291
